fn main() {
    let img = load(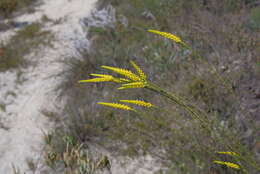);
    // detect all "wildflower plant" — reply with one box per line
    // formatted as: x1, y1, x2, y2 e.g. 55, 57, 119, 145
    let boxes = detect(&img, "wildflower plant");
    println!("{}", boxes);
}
79, 30, 260, 174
